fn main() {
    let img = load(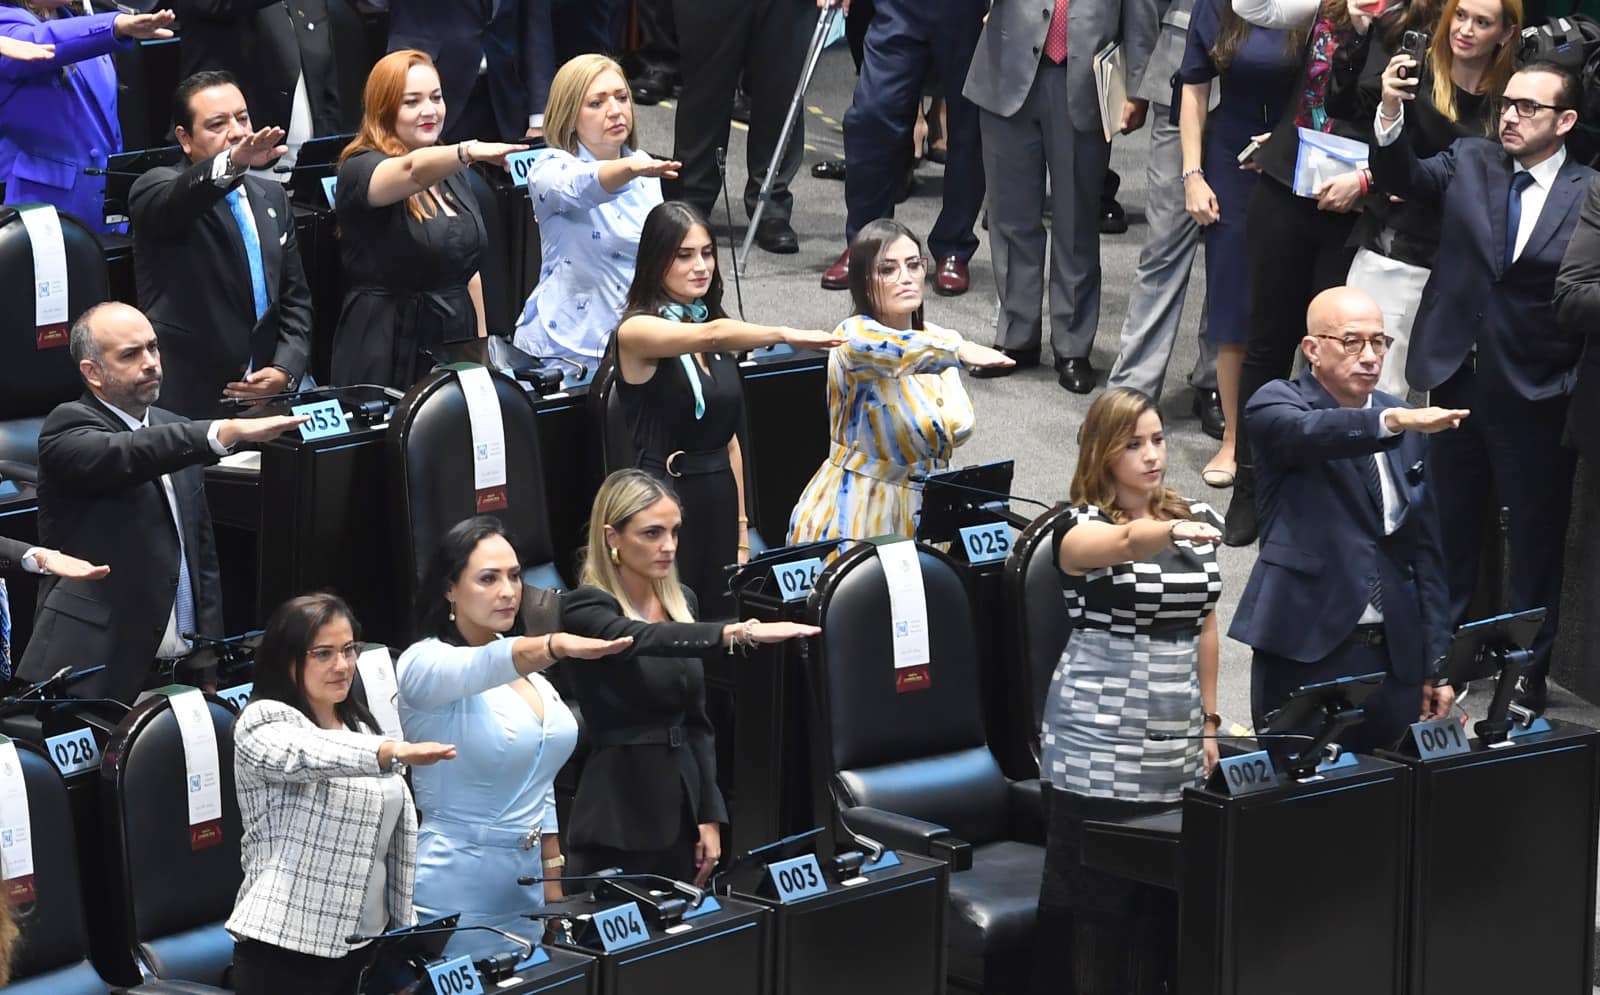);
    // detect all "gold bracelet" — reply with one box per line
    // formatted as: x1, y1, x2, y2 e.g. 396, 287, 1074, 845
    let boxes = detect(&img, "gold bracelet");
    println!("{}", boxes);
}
542, 854, 566, 870
737, 516, 749, 524
736, 543, 751, 550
